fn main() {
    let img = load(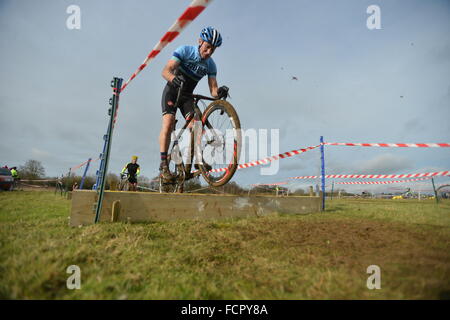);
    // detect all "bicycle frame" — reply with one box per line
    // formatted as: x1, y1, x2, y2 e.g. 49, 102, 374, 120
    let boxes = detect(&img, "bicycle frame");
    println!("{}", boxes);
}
167, 85, 224, 183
